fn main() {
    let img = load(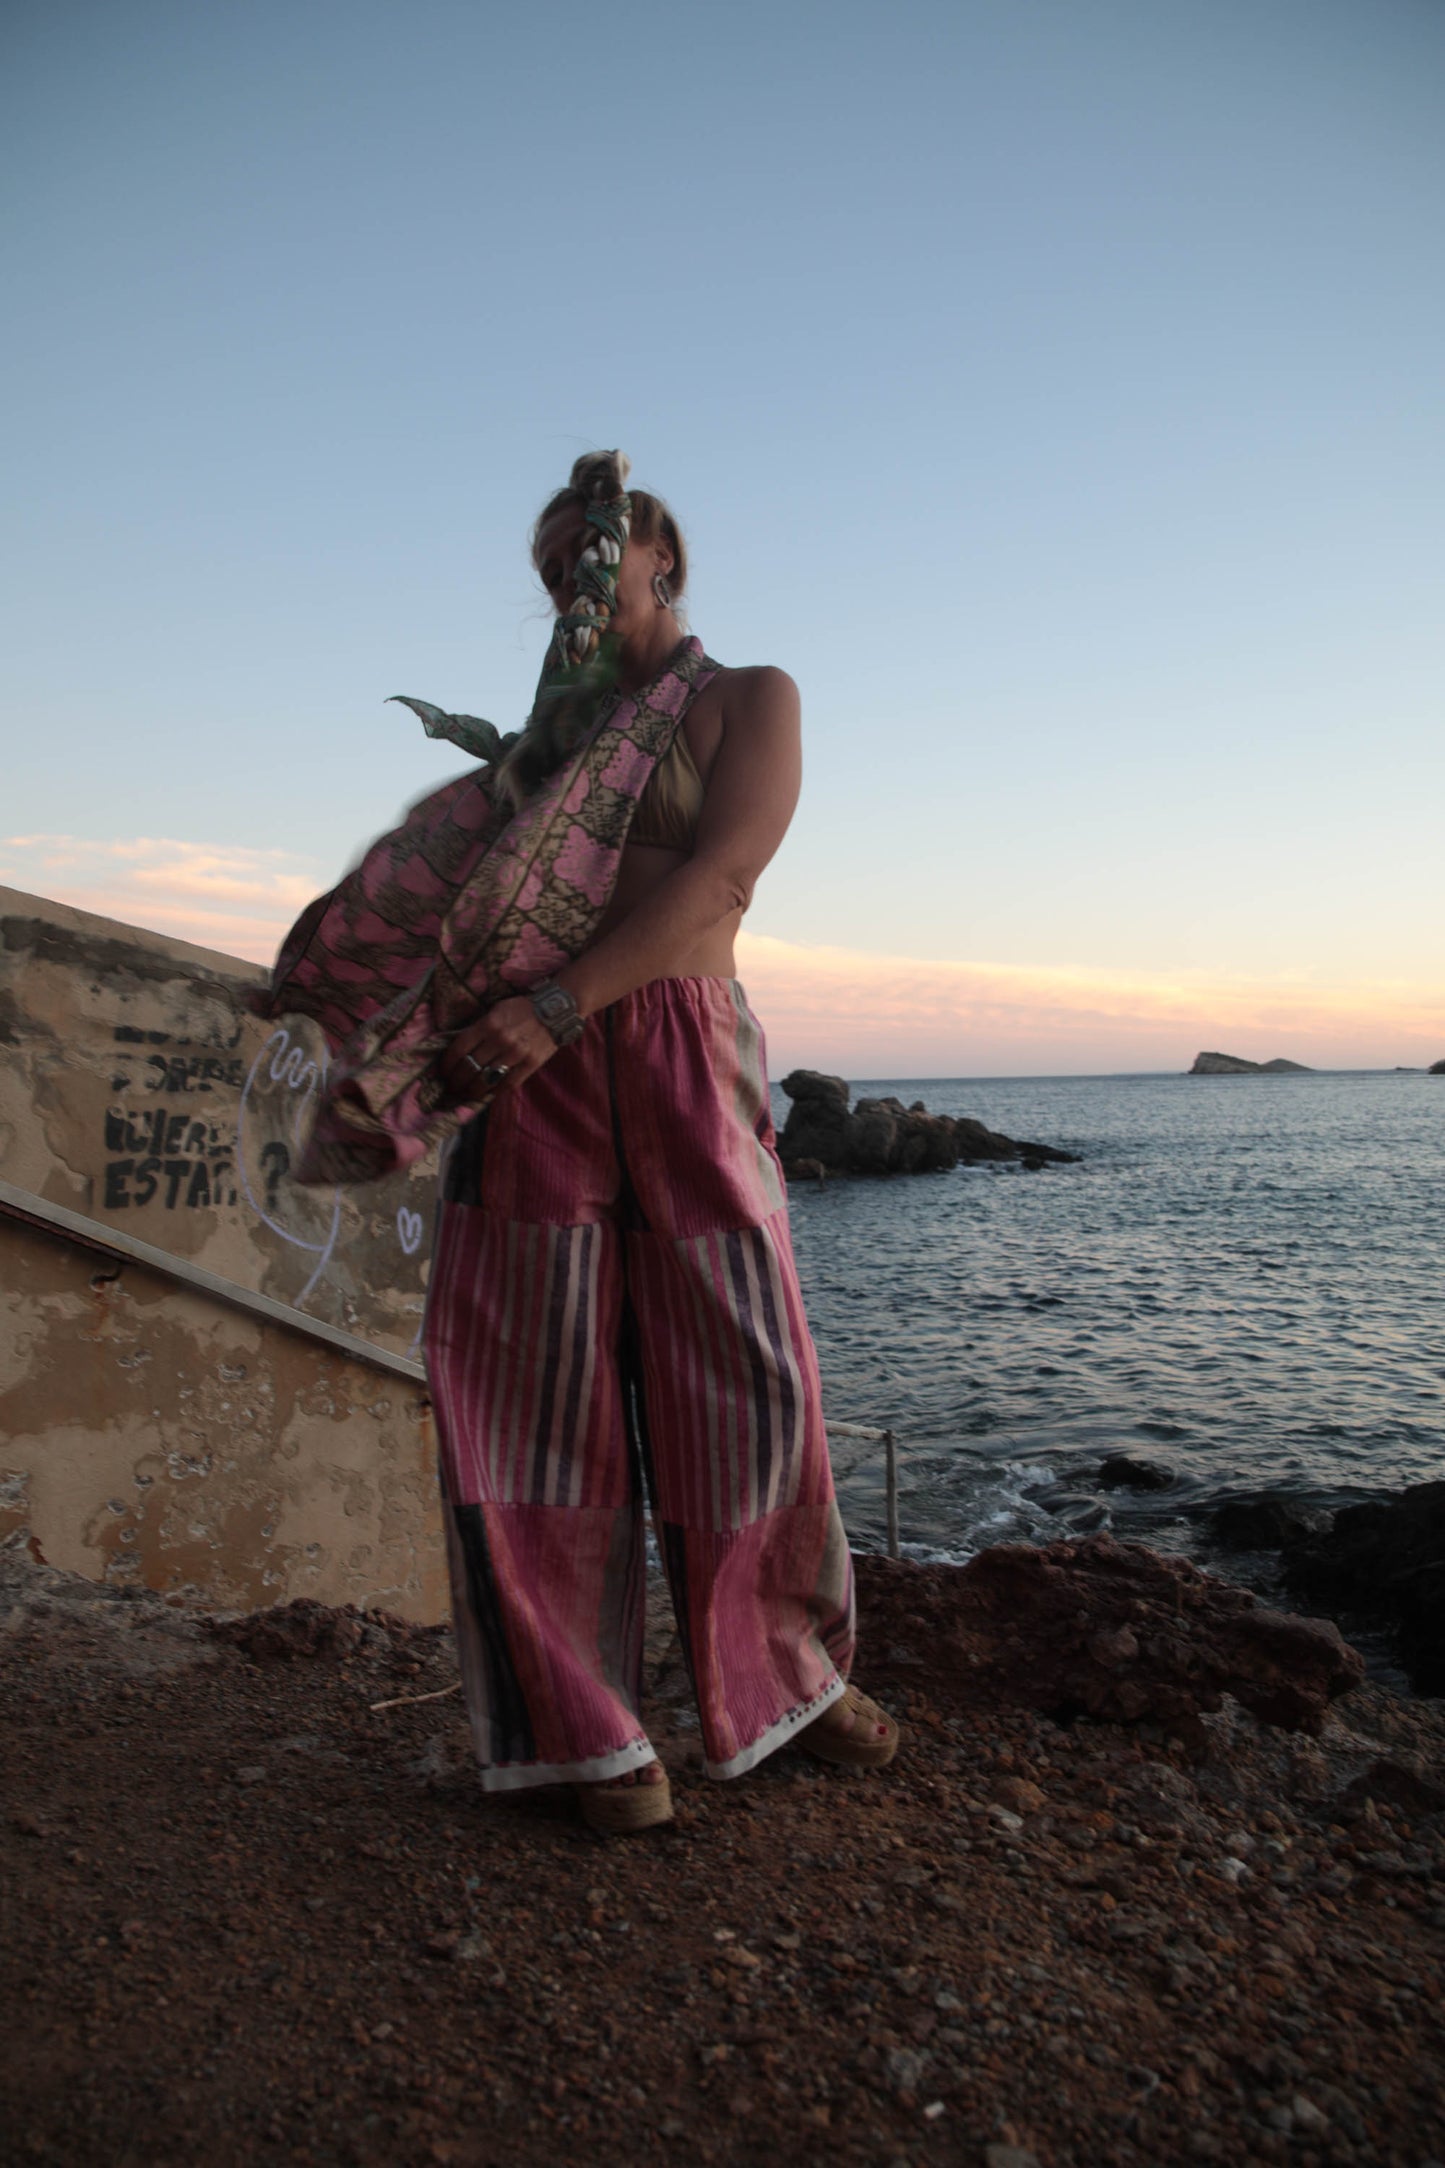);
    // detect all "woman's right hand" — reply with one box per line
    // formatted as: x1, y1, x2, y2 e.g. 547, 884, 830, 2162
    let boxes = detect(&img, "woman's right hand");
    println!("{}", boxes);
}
439, 995, 565, 1105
